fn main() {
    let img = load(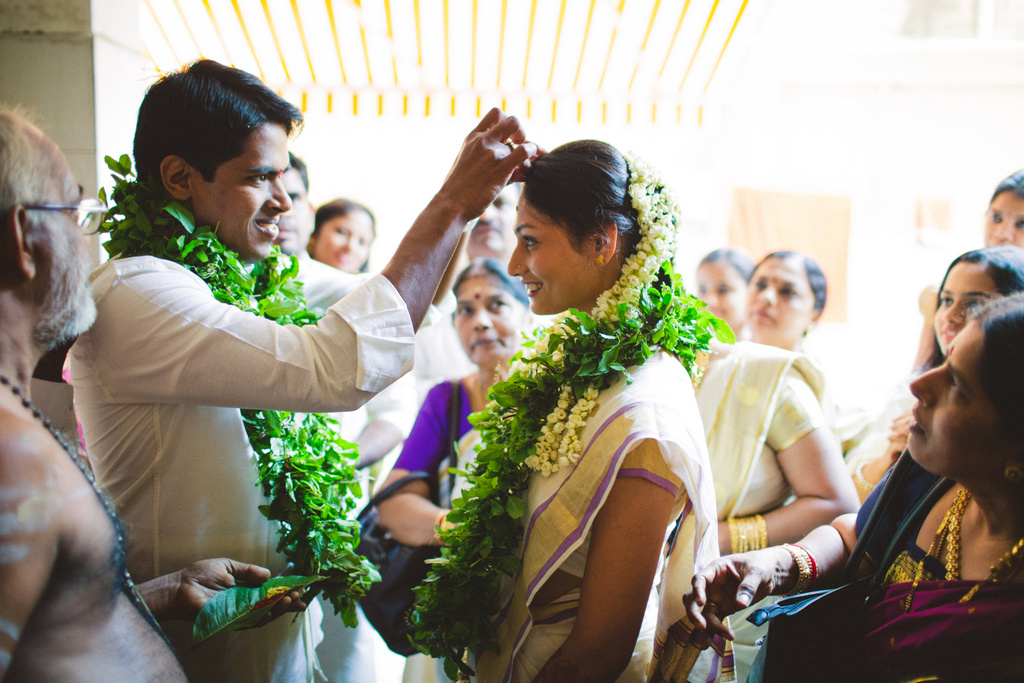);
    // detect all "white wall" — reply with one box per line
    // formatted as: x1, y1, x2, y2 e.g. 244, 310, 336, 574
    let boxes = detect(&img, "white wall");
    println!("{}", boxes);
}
689, 0, 1024, 412
0, 0, 145, 261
